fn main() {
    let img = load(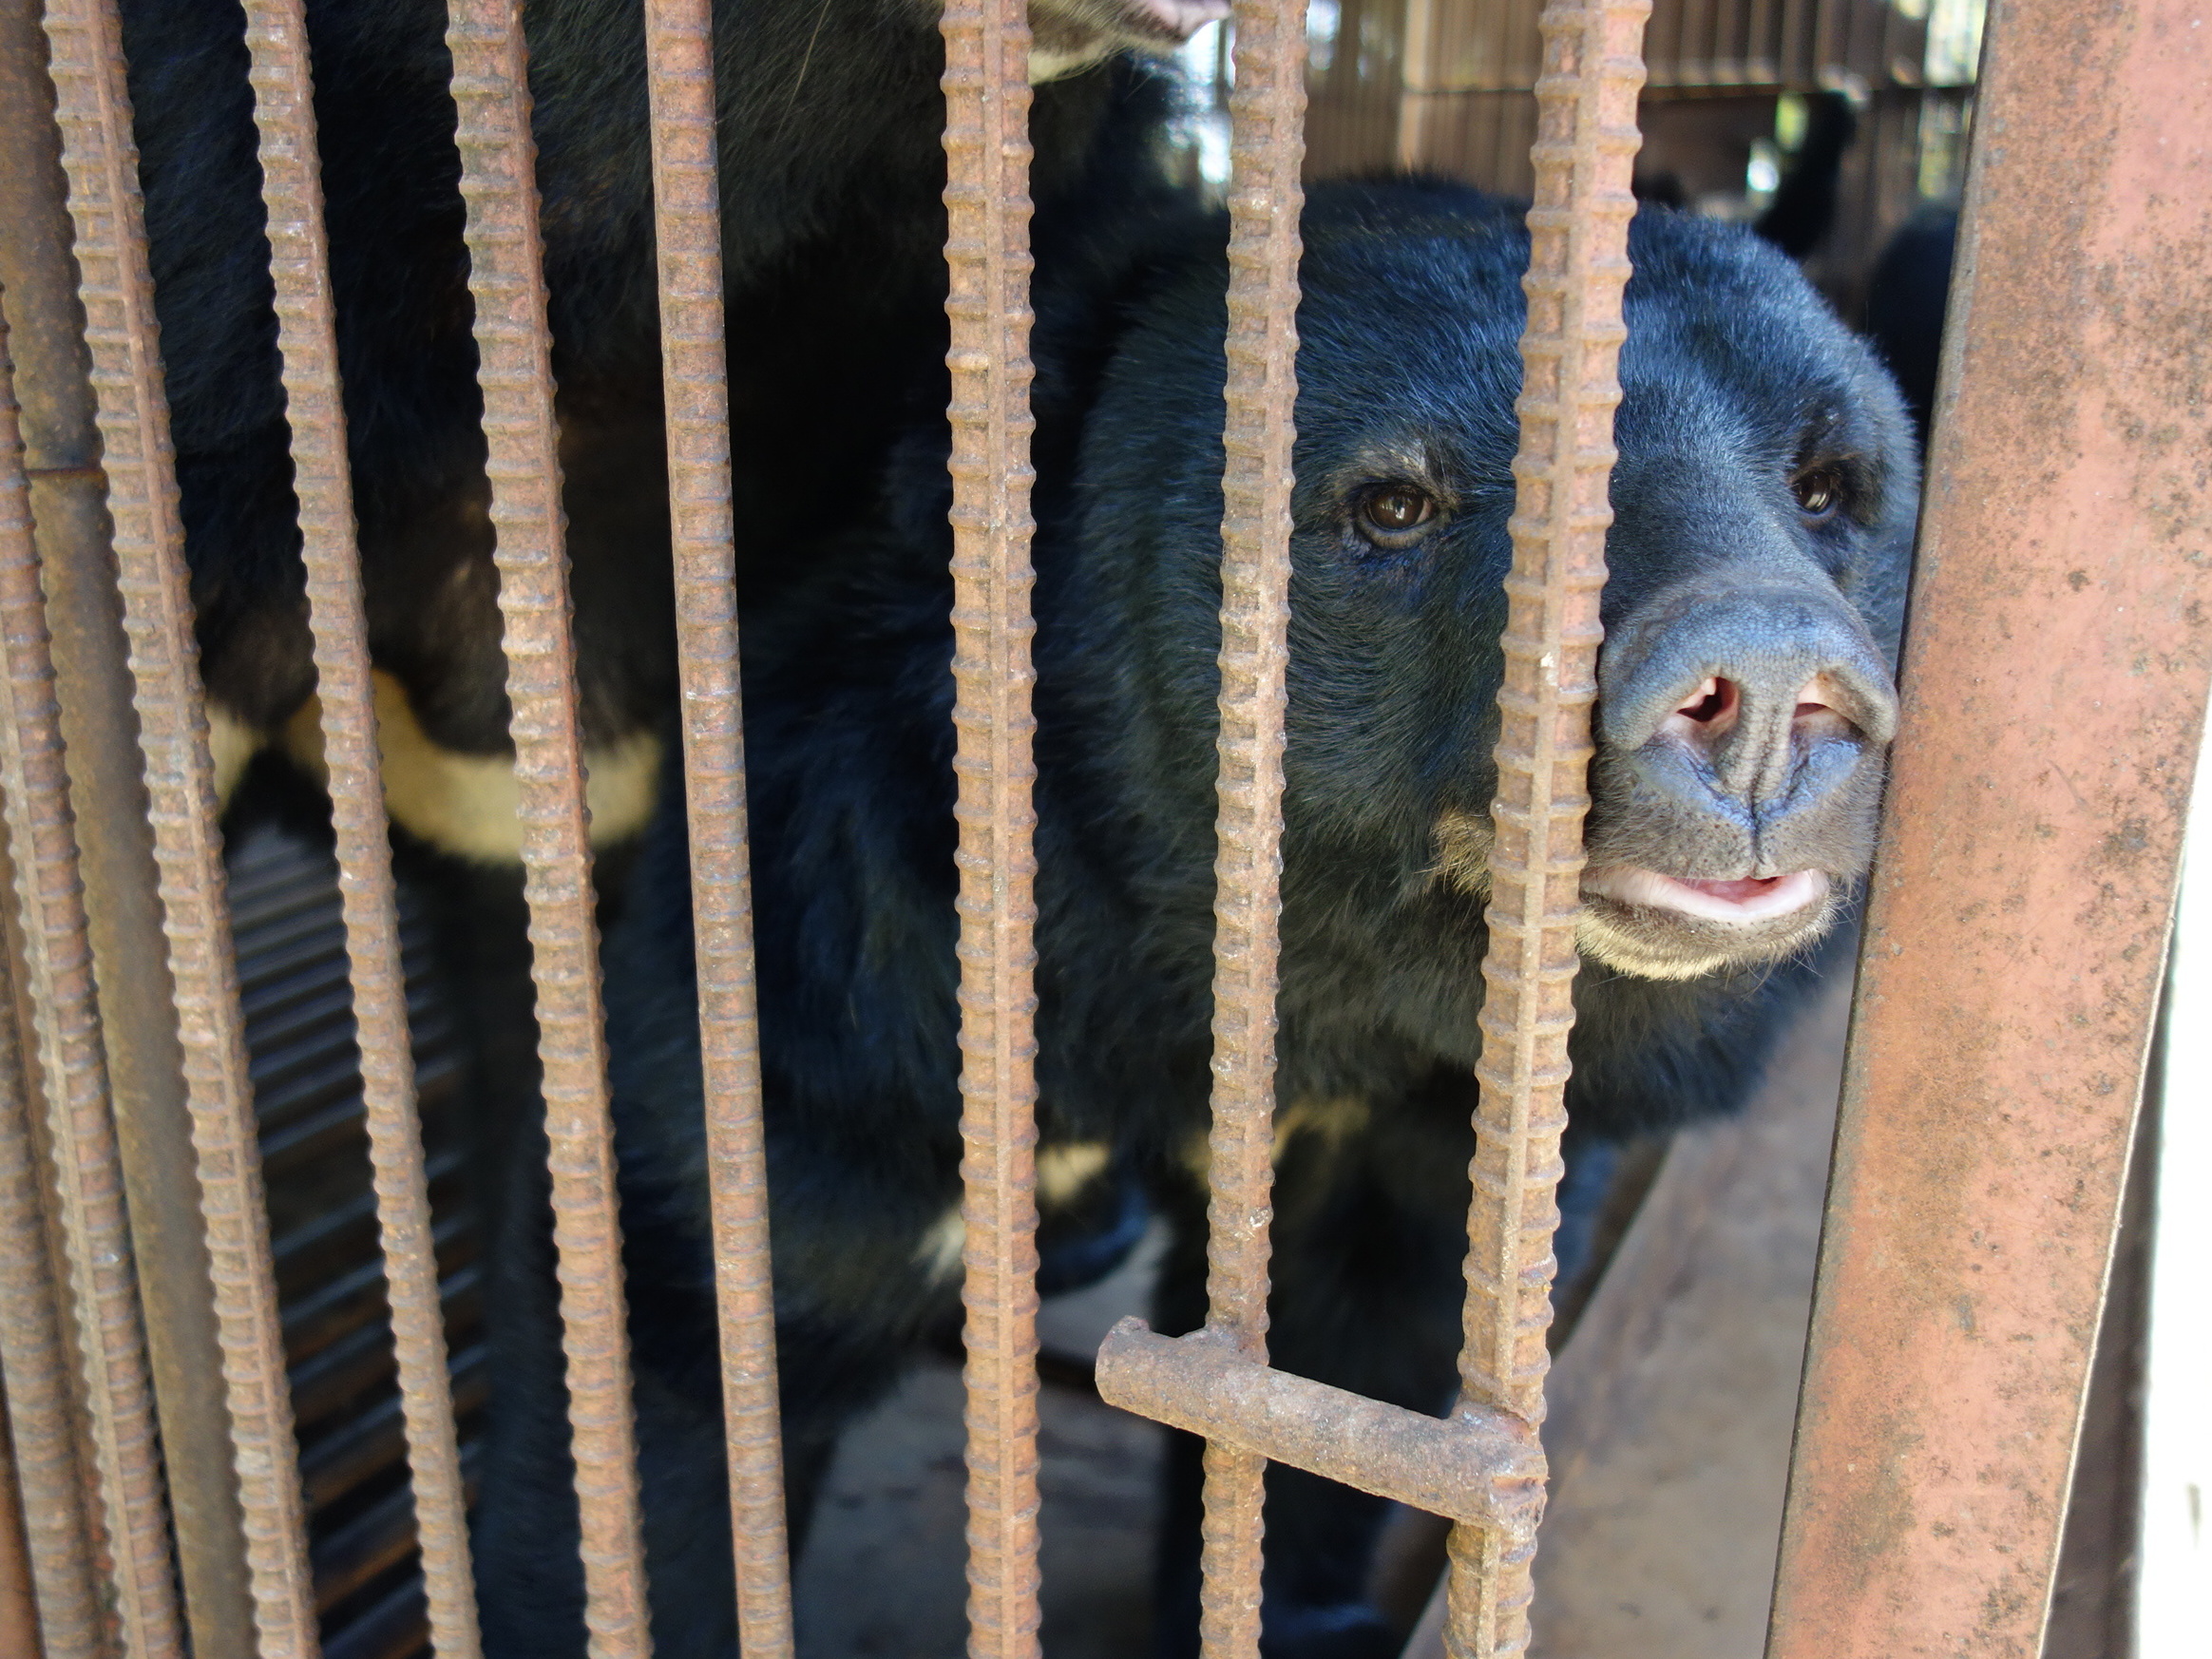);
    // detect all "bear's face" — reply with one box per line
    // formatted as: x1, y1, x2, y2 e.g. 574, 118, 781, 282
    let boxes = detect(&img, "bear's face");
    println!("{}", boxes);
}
1265, 200, 1917, 983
